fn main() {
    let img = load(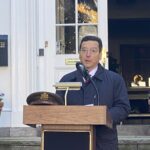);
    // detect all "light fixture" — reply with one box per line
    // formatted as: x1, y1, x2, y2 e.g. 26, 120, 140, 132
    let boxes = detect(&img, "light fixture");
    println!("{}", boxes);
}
54, 82, 82, 105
